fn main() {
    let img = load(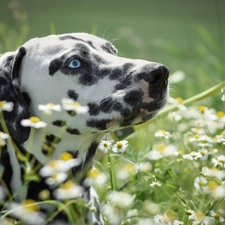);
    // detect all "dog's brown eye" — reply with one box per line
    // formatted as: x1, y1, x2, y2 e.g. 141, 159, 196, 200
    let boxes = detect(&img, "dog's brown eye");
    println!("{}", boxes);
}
68, 59, 82, 69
